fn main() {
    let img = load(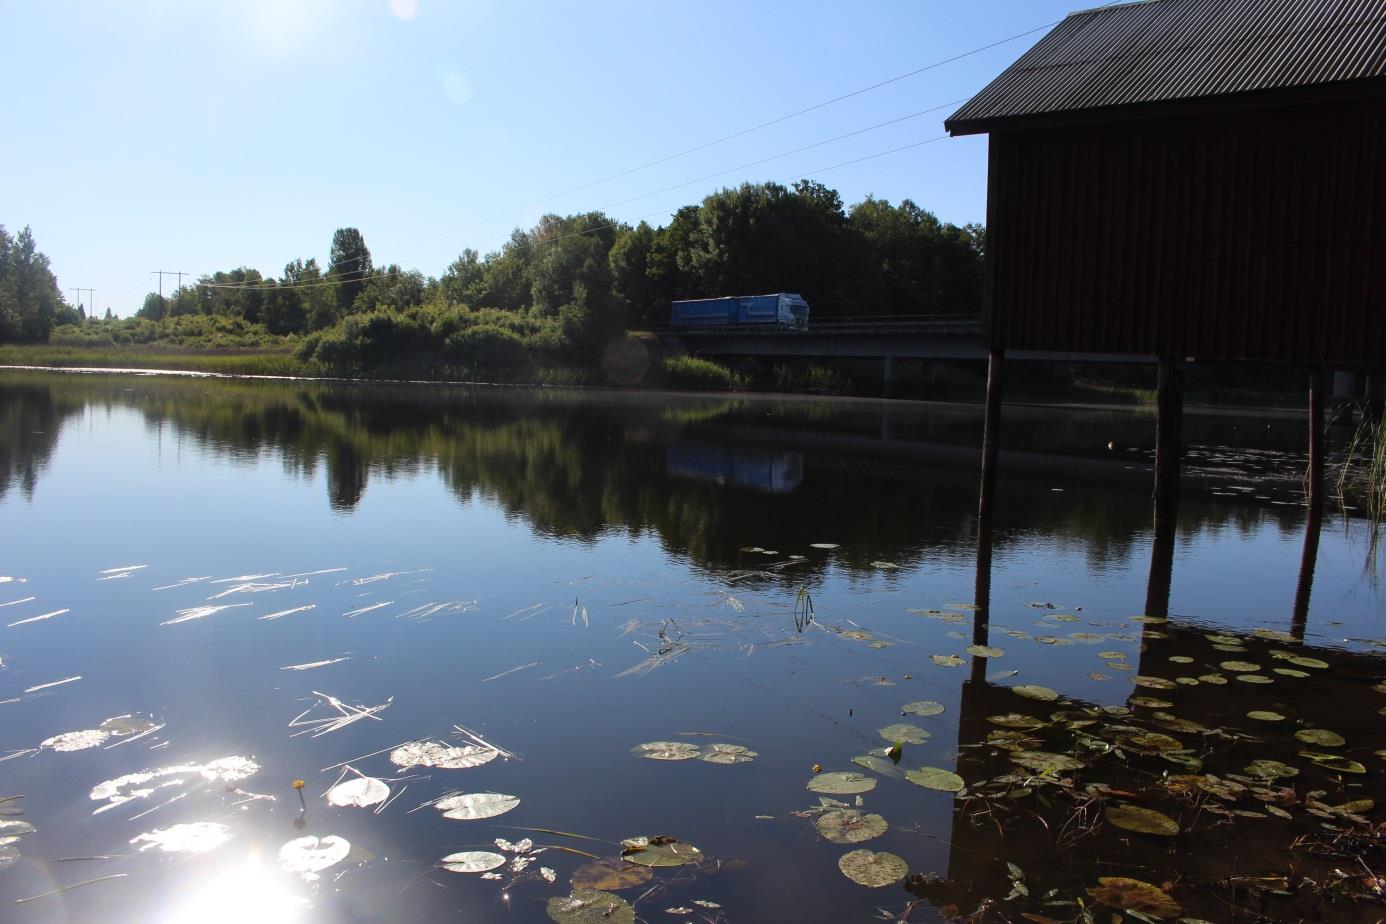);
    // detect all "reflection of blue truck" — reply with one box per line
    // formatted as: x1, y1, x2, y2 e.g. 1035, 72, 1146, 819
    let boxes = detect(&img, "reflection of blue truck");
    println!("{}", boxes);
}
670, 293, 810, 330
